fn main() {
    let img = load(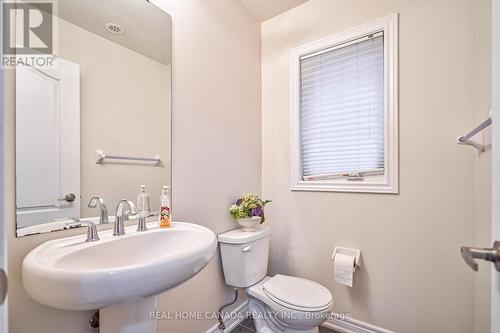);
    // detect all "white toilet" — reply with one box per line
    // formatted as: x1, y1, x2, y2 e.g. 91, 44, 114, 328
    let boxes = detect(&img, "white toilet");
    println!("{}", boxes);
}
218, 228, 333, 333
